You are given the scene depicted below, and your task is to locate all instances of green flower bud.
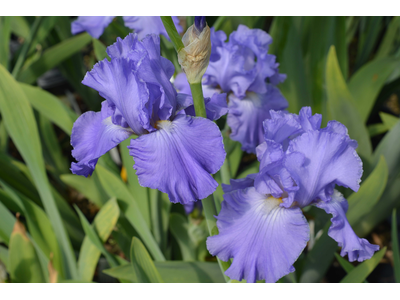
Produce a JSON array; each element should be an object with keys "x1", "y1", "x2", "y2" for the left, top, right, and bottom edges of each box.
[{"x1": 178, "y1": 22, "x2": 211, "y2": 84}]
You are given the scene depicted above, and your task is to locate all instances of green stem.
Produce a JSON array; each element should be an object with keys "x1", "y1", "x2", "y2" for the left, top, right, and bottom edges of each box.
[
  {"x1": 161, "y1": 16, "x2": 229, "y2": 282},
  {"x1": 12, "y1": 16, "x2": 44, "y2": 78},
  {"x1": 160, "y1": 16, "x2": 184, "y2": 53},
  {"x1": 189, "y1": 82, "x2": 207, "y2": 117}
]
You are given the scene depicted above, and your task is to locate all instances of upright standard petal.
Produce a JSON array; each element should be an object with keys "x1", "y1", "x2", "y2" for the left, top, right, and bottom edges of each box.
[
  {"x1": 71, "y1": 16, "x2": 114, "y2": 39},
  {"x1": 123, "y1": 16, "x2": 183, "y2": 41},
  {"x1": 207, "y1": 187, "x2": 309, "y2": 283},
  {"x1": 227, "y1": 86, "x2": 288, "y2": 153},
  {"x1": 285, "y1": 129, "x2": 363, "y2": 207},
  {"x1": 316, "y1": 190, "x2": 379, "y2": 261},
  {"x1": 128, "y1": 115, "x2": 226, "y2": 204},
  {"x1": 263, "y1": 107, "x2": 321, "y2": 151},
  {"x1": 71, "y1": 101, "x2": 133, "y2": 177},
  {"x1": 82, "y1": 57, "x2": 150, "y2": 135},
  {"x1": 105, "y1": 33, "x2": 178, "y2": 125}
]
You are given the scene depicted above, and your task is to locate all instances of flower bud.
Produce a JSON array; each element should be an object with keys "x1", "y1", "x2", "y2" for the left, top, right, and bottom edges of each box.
[{"x1": 178, "y1": 18, "x2": 211, "y2": 84}]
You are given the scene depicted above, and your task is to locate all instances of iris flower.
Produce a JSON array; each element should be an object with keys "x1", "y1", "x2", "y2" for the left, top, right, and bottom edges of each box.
[
  {"x1": 71, "y1": 16, "x2": 182, "y2": 40},
  {"x1": 175, "y1": 25, "x2": 288, "y2": 153},
  {"x1": 70, "y1": 33, "x2": 226, "y2": 205},
  {"x1": 207, "y1": 107, "x2": 379, "y2": 283}
]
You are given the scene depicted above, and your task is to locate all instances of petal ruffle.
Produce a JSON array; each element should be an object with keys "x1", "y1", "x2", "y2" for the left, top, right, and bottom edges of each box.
[
  {"x1": 71, "y1": 101, "x2": 133, "y2": 177},
  {"x1": 128, "y1": 115, "x2": 226, "y2": 204},
  {"x1": 123, "y1": 16, "x2": 183, "y2": 41},
  {"x1": 285, "y1": 129, "x2": 363, "y2": 207},
  {"x1": 71, "y1": 16, "x2": 114, "y2": 39},
  {"x1": 316, "y1": 190, "x2": 379, "y2": 261},
  {"x1": 207, "y1": 187, "x2": 309, "y2": 283},
  {"x1": 227, "y1": 86, "x2": 288, "y2": 153},
  {"x1": 263, "y1": 107, "x2": 321, "y2": 151}
]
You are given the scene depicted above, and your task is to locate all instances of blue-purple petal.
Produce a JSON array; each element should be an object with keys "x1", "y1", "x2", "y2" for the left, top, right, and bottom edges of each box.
[
  {"x1": 207, "y1": 187, "x2": 309, "y2": 283},
  {"x1": 316, "y1": 190, "x2": 379, "y2": 261},
  {"x1": 285, "y1": 129, "x2": 363, "y2": 207},
  {"x1": 70, "y1": 101, "x2": 133, "y2": 177},
  {"x1": 128, "y1": 114, "x2": 226, "y2": 204},
  {"x1": 227, "y1": 86, "x2": 288, "y2": 153},
  {"x1": 123, "y1": 16, "x2": 182, "y2": 41},
  {"x1": 71, "y1": 16, "x2": 114, "y2": 39}
]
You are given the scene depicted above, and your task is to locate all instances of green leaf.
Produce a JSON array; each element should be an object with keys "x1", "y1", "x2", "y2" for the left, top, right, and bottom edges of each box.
[
  {"x1": 375, "y1": 17, "x2": 400, "y2": 59},
  {"x1": 0, "y1": 17, "x2": 11, "y2": 69},
  {"x1": 272, "y1": 18, "x2": 312, "y2": 113},
  {"x1": 368, "y1": 123, "x2": 388, "y2": 137},
  {"x1": 0, "y1": 200, "x2": 15, "y2": 245},
  {"x1": 120, "y1": 138, "x2": 150, "y2": 227},
  {"x1": 149, "y1": 189, "x2": 170, "y2": 254},
  {"x1": 348, "y1": 57, "x2": 400, "y2": 123},
  {"x1": 60, "y1": 174, "x2": 107, "y2": 208},
  {"x1": 9, "y1": 16, "x2": 30, "y2": 39},
  {"x1": 27, "y1": 16, "x2": 59, "y2": 55},
  {"x1": 237, "y1": 160, "x2": 260, "y2": 179},
  {"x1": 0, "y1": 245, "x2": 8, "y2": 270},
  {"x1": 380, "y1": 112, "x2": 399, "y2": 130},
  {"x1": 104, "y1": 261, "x2": 225, "y2": 283},
  {"x1": 0, "y1": 64, "x2": 77, "y2": 279},
  {"x1": 347, "y1": 156, "x2": 388, "y2": 224},
  {"x1": 130, "y1": 237, "x2": 163, "y2": 283},
  {"x1": 19, "y1": 83, "x2": 77, "y2": 135},
  {"x1": 96, "y1": 164, "x2": 165, "y2": 261},
  {"x1": 299, "y1": 223, "x2": 337, "y2": 283},
  {"x1": 325, "y1": 46, "x2": 372, "y2": 159},
  {"x1": 0, "y1": 120, "x2": 8, "y2": 151},
  {"x1": 334, "y1": 253, "x2": 355, "y2": 273},
  {"x1": 17, "y1": 33, "x2": 92, "y2": 84},
  {"x1": 74, "y1": 204, "x2": 119, "y2": 268},
  {"x1": 78, "y1": 198, "x2": 120, "y2": 281},
  {"x1": 92, "y1": 38, "x2": 108, "y2": 61},
  {"x1": 355, "y1": 17, "x2": 383, "y2": 69},
  {"x1": 9, "y1": 218, "x2": 46, "y2": 283},
  {"x1": 340, "y1": 247, "x2": 386, "y2": 283},
  {"x1": 305, "y1": 16, "x2": 347, "y2": 115},
  {"x1": 392, "y1": 209, "x2": 400, "y2": 282},
  {"x1": 169, "y1": 213, "x2": 197, "y2": 261},
  {"x1": 228, "y1": 142, "x2": 242, "y2": 178},
  {"x1": 38, "y1": 114, "x2": 69, "y2": 175}
]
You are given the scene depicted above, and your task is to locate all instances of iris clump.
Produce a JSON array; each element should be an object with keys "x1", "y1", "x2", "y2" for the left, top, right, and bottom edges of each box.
[
  {"x1": 207, "y1": 107, "x2": 379, "y2": 283},
  {"x1": 175, "y1": 25, "x2": 288, "y2": 153},
  {"x1": 70, "y1": 33, "x2": 226, "y2": 205}
]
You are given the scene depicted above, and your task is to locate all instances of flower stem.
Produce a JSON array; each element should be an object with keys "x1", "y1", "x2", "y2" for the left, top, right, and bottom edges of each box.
[{"x1": 161, "y1": 16, "x2": 229, "y2": 282}]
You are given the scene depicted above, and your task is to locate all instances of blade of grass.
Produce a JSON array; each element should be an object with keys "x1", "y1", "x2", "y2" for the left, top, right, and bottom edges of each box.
[{"x1": 392, "y1": 209, "x2": 400, "y2": 282}]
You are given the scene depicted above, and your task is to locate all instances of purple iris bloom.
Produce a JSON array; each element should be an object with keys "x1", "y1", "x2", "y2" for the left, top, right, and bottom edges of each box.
[
  {"x1": 203, "y1": 25, "x2": 288, "y2": 153},
  {"x1": 207, "y1": 107, "x2": 379, "y2": 283},
  {"x1": 70, "y1": 33, "x2": 226, "y2": 205},
  {"x1": 71, "y1": 16, "x2": 115, "y2": 39},
  {"x1": 71, "y1": 16, "x2": 182, "y2": 41},
  {"x1": 123, "y1": 16, "x2": 183, "y2": 41}
]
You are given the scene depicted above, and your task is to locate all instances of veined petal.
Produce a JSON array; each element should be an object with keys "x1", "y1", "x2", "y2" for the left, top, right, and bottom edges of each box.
[
  {"x1": 316, "y1": 190, "x2": 379, "y2": 261},
  {"x1": 71, "y1": 16, "x2": 114, "y2": 39},
  {"x1": 286, "y1": 129, "x2": 363, "y2": 207},
  {"x1": 207, "y1": 187, "x2": 309, "y2": 283},
  {"x1": 71, "y1": 101, "x2": 133, "y2": 177},
  {"x1": 227, "y1": 86, "x2": 288, "y2": 153},
  {"x1": 128, "y1": 115, "x2": 226, "y2": 204},
  {"x1": 82, "y1": 57, "x2": 150, "y2": 135},
  {"x1": 123, "y1": 16, "x2": 183, "y2": 41}
]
